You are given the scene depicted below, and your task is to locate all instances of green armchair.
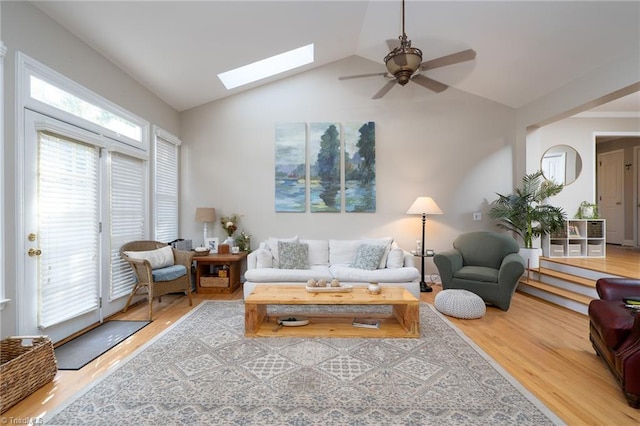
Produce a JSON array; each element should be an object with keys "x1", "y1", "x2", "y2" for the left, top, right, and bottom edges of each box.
[{"x1": 433, "y1": 231, "x2": 525, "y2": 311}]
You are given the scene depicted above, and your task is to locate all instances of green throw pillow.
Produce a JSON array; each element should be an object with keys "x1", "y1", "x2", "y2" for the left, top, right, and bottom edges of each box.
[
  {"x1": 351, "y1": 244, "x2": 386, "y2": 270},
  {"x1": 278, "y1": 241, "x2": 309, "y2": 269}
]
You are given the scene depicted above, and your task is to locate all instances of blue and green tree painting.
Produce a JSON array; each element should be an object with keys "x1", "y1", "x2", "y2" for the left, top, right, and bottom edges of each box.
[
  {"x1": 345, "y1": 122, "x2": 376, "y2": 212},
  {"x1": 310, "y1": 122, "x2": 341, "y2": 212},
  {"x1": 275, "y1": 122, "x2": 306, "y2": 212}
]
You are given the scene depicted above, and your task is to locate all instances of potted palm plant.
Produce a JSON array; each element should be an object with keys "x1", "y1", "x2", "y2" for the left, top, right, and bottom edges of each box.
[{"x1": 489, "y1": 171, "x2": 566, "y2": 268}]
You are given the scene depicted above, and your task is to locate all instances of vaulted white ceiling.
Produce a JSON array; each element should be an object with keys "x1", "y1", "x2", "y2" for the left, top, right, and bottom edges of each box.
[{"x1": 31, "y1": 1, "x2": 640, "y2": 112}]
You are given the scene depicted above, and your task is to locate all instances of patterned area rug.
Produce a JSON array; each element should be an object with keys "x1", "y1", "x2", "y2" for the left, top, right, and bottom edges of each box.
[{"x1": 45, "y1": 301, "x2": 564, "y2": 425}]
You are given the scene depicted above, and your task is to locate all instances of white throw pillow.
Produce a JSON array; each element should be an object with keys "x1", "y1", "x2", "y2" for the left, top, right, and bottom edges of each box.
[
  {"x1": 362, "y1": 237, "x2": 394, "y2": 268},
  {"x1": 386, "y1": 248, "x2": 405, "y2": 269},
  {"x1": 329, "y1": 240, "x2": 363, "y2": 265},
  {"x1": 300, "y1": 239, "x2": 329, "y2": 265},
  {"x1": 256, "y1": 249, "x2": 273, "y2": 269},
  {"x1": 124, "y1": 245, "x2": 174, "y2": 269},
  {"x1": 266, "y1": 236, "x2": 298, "y2": 268}
]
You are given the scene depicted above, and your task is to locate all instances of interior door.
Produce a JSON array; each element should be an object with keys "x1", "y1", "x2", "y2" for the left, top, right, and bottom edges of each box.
[
  {"x1": 637, "y1": 147, "x2": 640, "y2": 246},
  {"x1": 598, "y1": 150, "x2": 625, "y2": 244},
  {"x1": 22, "y1": 110, "x2": 103, "y2": 343}
]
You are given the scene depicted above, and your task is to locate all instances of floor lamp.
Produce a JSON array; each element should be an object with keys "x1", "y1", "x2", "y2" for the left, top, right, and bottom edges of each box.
[
  {"x1": 195, "y1": 207, "x2": 216, "y2": 248},
  {"x1": 407, "y1": 197, "x2": 443, "y2": 292}
]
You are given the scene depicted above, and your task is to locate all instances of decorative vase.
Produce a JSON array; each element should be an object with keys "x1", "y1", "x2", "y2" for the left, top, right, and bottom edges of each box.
[{"x1": 223, "y1": 236, "x2": 235, "y2": 247}]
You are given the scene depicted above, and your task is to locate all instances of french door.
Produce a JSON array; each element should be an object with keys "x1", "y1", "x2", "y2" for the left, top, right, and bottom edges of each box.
[{"x1": 20, "y1": 110, "x2": 140, "y2": 342}]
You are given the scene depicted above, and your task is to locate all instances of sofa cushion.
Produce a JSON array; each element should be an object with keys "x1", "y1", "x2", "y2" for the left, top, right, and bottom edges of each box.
[
  {"x1": 330, "y1": 264, "x2": 419, "y2": 283},
  {"x1": 386, "y1": 249, "x2": 405, "y2": 268},
  {"x1": 329, "y1": 240, "x2": 362, "y2": 265},
  {"x1": 279, "y1": 241, "x2": 309, "y2": 269},
  {"x1": 255, "y1": 249, "x2": 273, "y2": 269},
  {"x1": 152, "y1": 264, "x2": 187, "y2": 282},
  {"x1": 454, "y1": 266, "x2": 499, "y2": 283},
  {"x1": 245, "y1": 265, "x2": 333, "y2": 283},
  {"x1": 266, "y1": 236, "x2": 298, "y2": 268},
  {"x1": 351, "y1": 244, "x2": 387, "y2": 270},
  {"x1": 300, "y1": 239, "x2": 329, "y2": 265},
  {"x1": 124, "y1": 245, "x2": 174, "y2": 269}
]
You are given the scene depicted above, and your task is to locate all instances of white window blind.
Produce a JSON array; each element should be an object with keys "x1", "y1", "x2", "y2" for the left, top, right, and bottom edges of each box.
[
  {"x1": 154, "y1": 133, "x2": 179, "y2": 243},
  {"x1": 110, "y1": 152, "x2": 146, "y2": 300},
  {"x1": 38, "y1": 132, "x2": 99, "y2": 328}
]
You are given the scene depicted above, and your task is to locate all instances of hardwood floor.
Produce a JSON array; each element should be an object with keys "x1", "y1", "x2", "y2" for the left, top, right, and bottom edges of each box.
[
  {"x1": 545, "y1": 244, "x2": 640, "y2": 279},
  {"x1": 3, "y1": 287, "x2": 640, "y2": 425}
]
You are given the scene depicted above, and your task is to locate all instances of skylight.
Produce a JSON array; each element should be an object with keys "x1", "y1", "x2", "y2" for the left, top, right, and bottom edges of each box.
[{"x1": 218, "y1": 44, "x2": 314, "y2": 90}]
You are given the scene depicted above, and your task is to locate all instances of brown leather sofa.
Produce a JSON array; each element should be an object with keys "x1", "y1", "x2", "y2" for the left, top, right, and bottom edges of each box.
[{"x1": 589, "y1": 277, "x2": 640, "y2": 408}]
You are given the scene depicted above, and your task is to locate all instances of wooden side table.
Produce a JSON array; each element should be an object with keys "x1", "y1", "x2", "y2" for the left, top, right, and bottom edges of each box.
[{"x1": 193, "y1": 252, "x2": 247, "y2": 294}]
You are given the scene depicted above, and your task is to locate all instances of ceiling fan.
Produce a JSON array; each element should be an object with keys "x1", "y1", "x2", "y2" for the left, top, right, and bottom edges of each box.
[{"x1": 340, "y1": 0, "x2": 476, "y2": 99}]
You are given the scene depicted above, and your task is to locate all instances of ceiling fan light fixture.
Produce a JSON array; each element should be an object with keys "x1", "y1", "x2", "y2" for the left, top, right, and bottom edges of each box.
[{"x1": 384, "y1": 46, "x2": 422, "y2": 86}]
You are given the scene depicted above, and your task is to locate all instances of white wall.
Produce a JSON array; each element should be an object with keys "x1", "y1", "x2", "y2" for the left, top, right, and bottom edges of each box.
[
  {"x1": 535, "y1": 117, "x2": 640, "y2": 217},
  {"x1": 516, "y1": 54, "x2": 640, "y2": 184},
  {"x1": 180, "y1": 56, "x2": 517, "y2": 269},
  {"x1": 1, "y1": 2, "x2": 180, "y2": 338}
]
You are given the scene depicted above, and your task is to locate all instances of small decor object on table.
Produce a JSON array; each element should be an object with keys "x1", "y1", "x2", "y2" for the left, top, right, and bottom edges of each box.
[
  {"x1": 352, "y1": 318, "x2": 380, "y2": 329},
  {"x1": 236, "y1": 231, "x2": 251, "y2": 252},
  {"x1": 193, "y1": 247, "x2": 210, "y2": 257},
  {"x1": 204, "y1": 237, "x2": 219, "y2": 254},
  {"x1": 367, "y1": 282, "x2": 381, "y2": 295},
  {"x1": 306, "y1": 282, "x2": 353, "y2": 293},
  {"x1": 221, "y1": 213, "x2": 241, "y2": 236}
]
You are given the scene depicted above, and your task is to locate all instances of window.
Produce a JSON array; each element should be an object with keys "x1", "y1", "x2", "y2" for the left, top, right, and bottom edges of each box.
[
  {"x1": 30, "y1": 76, "x2": 142, "y2": 142},
  {"x1": 218, "y1": 43, "x2": 314, "y2": 89},
  {"x1": 21, "y1": 53, "x2": 148, "y2": 151},
  {"x1": 153, "y1": 128, "x2": 180, "y2": 243}
]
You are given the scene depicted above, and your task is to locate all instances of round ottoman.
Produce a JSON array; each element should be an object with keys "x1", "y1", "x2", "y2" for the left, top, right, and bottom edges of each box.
[{"x1": 434, "y1": 289, "x2": 486, "y2": 319}]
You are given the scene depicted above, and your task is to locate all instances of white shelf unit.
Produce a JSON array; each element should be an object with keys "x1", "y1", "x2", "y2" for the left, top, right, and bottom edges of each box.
[{"x1": 542, "y1": 219, "x2": 606, "y2": 258}]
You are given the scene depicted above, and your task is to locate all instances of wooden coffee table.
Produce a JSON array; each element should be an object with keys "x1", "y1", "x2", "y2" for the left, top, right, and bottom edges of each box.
[{"x1": 244, "y1": 285, "x2": 420, "y2": 338}]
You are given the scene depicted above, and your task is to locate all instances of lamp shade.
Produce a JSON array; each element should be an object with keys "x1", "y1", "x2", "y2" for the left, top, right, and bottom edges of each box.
[
  {"x1": 195, "y1": 207, "x2": 216, "y2": 223},
  {"x1": 406, "y1": 197, "x2": 443, "y2": 215}
]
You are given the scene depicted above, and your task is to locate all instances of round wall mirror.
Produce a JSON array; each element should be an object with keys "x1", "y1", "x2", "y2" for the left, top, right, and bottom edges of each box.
[{"x1": 540, "y1": 145, "x2": 582, "y2": 185}]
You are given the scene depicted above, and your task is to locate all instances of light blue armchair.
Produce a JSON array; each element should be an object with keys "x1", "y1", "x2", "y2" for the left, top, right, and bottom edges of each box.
[{"x1": 433, "y1": 231, "x2": 525, "y2": 311}]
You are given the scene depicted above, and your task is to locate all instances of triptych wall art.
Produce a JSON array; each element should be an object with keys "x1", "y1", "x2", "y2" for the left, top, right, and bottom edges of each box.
[{"x1": 275, "y1": 122, "x2": 376, "y2": 213}]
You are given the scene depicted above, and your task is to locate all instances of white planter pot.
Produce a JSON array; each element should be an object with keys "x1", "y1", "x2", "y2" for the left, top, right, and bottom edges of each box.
[{"x1": 519, "y1": 247, "x2": 542, "y2": 269}]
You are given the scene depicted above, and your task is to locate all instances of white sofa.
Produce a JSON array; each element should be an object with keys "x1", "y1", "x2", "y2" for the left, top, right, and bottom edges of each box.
[{"x1": 243, "y1": 237, "x2": 421, "y2": 299}]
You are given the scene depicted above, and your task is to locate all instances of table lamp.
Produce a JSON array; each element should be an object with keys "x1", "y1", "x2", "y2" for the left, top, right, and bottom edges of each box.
[
  {"x1": 195, "y1": 207, "x2": 216, "y2": 247},
  {"x1": 406, "y1": 197, "x2": 443, "y2": 292}
]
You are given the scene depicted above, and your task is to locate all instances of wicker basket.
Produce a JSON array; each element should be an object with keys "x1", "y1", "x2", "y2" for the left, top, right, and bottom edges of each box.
[
  {"x1": 193, "y1": 249, "x2": 210, "y2": 257},
  {"x1": 201, "y1": 276, "x2": 230, "y2": 288},
  {"x1": 1, "y1": 336, "x2": 57, "y2": 413}
]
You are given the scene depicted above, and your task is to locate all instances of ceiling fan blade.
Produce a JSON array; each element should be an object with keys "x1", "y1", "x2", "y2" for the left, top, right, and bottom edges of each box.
[
  {"x1": 386, "y1": 39, "x2": 400, "y2": 51},
  {"x1": 372, "y1": 80, "x2": 397, "y2": 99},
  {"x1": 339, "y1": 72, "x2": 388, "y2": 80},
  {"x1": 411, "y1": 74, "x2": 448, "y2": 93},
  {"x1": 419, "y1": 49, "x2": 476, "y2": 72}
]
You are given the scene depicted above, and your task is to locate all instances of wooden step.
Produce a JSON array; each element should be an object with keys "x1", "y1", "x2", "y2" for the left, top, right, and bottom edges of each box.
[
  {"x1": 519, "y1": 277, "x2": 594, "y2": 306},
  {"x1": 533, "y1": 267, "x2": 597, "y2": 288}
]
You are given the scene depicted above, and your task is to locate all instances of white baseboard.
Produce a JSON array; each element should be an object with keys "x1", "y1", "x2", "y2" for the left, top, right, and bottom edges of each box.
[{"x1": 622, "y1": 239, "x2": 636, "y2": 247}]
